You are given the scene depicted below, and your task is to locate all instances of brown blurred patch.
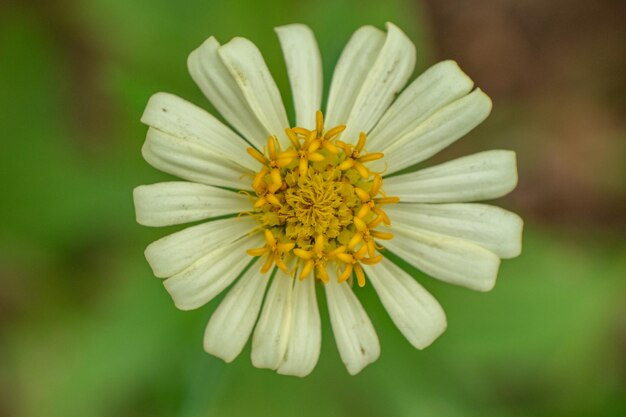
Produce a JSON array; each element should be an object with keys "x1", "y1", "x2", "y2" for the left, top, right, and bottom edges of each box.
[
  {"x1": 6, "y1": 0, "x2": 115, "y2": 152},
  {"x1": 422, "y1": 0, "x2": 626, "y2": 229},
  {"x1": 422, "y1": 0, "x2": 626, "y2": 99}
]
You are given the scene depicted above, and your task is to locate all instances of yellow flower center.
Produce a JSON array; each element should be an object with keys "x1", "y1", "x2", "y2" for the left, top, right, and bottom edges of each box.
[
  {"x1": 246, "y1": 111, "x2": 398, "y2": 287},
  {"x1": 280, "y1": 170, "x2": 358, "y2": 246}
]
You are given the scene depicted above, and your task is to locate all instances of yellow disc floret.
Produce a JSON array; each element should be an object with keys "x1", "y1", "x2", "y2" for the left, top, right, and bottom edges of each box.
[{"x1": 246, "y1": 111, "x2": 398, "y2": 287}]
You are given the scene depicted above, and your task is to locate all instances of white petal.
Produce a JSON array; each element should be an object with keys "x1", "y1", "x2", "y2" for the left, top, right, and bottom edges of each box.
[
  {"x1": 325, "y1": 271, "x2": 380, "y2": 375},
  {"x1": 383, "y1": 150, "x2": 518, "y2": 203},
  {"x1": 324, "y1": 25, "x2": 386, "y2": 128},
  {"x1": 367, "y1": 60, "x2": 473, "y2": 151},
  {"x1": 133, "y1": 182, "x2": 250, "y2": 227},
  {"x1": 251, "y1": 269, "x2": 293, "y2": 370},
  {"x1": 203, "y1": 261, "x2": 270, "y2": 363},
  {"x1": 277, "y1": 275, "x2": 321, "y2": 377},
  {"x1": 141, "y1": 92, "x2": 257, "y2": 171},
  {"x1": 383, "y1": 89, "x2": 493, "y2": 174},
  {"x1": 144, "y1": 215, "x2": 258, "y2": 278},
  {"x1": 385, "y1": 203, "x2": 523, "y2": 258},
  {"x1": 218, "y1": 37, "x2": 290, "y2": 147},
  {"x1": 188, "y1": 37, "x2": 268, "y2": 150},
  {"x1": 142, "y1": 127, "x2": 252, "y2": 190},
  {"x1": 341, "y1": 23, "x2": 416, "y2": 142},
  {"x1": 367, "y1": 258, "x2": 447, "y2": 349},
  {"x1": 382, "y1": 228, "x2": 500, "y2": 291},
  {"x1": 163, "y1": 233, "x2": 263, "y2": 310},
  {"x1": 275, "y1": 24, "x2": 323, "y2": 130}
]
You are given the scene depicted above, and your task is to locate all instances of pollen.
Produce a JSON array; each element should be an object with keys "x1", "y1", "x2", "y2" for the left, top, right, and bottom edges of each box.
[
  {"x1": 247, "y1": 111, "x2": 398, "y2": 286},
  {"x1": 279, "y1": 170, "x2": 358, "y2": 246}
]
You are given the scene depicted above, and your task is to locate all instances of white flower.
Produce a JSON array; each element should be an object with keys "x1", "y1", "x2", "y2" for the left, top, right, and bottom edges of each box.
[{"x1": 134, "y1": 22, "x2": 522, "y2": 377}]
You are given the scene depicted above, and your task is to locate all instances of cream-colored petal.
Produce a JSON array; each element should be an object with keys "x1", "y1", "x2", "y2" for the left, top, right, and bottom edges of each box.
[
  {"x1": 383, "y1": 89, "x2": 493, "y2": 174},
  {"x1": 142, "y1": 127, "x2": 252, "y2": 190},
  {"x1": 277, "y1": 275, "x2": 321, "y2": 377},
  {"x1": 341, "y1": 23, "x2": 416, "y2": 142},
  {"x1": 144, "y1": 215, "x2": 258, "y2": 278},
  {"x1": 133, "y1": 182, "x2": 249, "y2": 227},
  {"x1": 367, "y1": 258, "x2": 447, "y2": 349},
  {"x1": 218, "y1": 37, "x2": 290, "y2": 147},
  {"x1": 251, "y1": 269, "x2": 293, "y2": 370},
  {"x1": 324, "y1": 25, "x2": 386, "y2": 128},
  {"x1": 383, "y1": 150, "x2": 518, "y2": 203},
  {"x1": 367, "y1": 60, "x2": 474, "y2": 151},
  {"x1": 188, "y1": 37, "x2": 268, "y2": 149},
  {"x1": 385, "y1": 203, "x2": 523, "y2": 259},
  {"x1": 275, "y1": 24, "x2": 323, "y2": 130},
  {"x1": 325, "y1": 271, "x2": 380, "y2": 375},
  {"x1": 382, "y1": 228, "x2": 500, "y2": 292},
  {"x1": 163, "y1": 233, "x2": 263, "y2": 310},
  {"x1": 141, "y1": 92, "x2": 257, "y2": 171},
  {"x1": 203, "y1": 260, "x2": 270, "y2": 363}
]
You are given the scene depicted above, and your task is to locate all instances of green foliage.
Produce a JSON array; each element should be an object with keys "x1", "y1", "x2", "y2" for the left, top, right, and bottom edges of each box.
[{"x1": 1, "y1": 1, "x2": 624, "y2": 417}]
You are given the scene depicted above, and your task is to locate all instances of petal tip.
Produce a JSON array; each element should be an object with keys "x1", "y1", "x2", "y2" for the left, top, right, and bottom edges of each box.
[
  {"x1": 414, "y1": 313, "x2": 448, "y2": 350},
  {"x1": 276, "y1": 365, "x2": 313, "y2": 378},
  {"x1": 384, "y1": 21, "x2": 400, "y2": 32},
  {"x1": 274, "y1": 23, "x2": 312, "y2": 34},
  {"x1": 203, "y1": 341, "x2": 237, "y2": 364},
  {"x1": 474, "y1": 88, "x2": 494, "y2": 112},
  {"x1": 141, "y1": 92, "x2": 170, "y2": 125},
  {"x1": 345, "y1": 349, "x2": 380, "y2": 376},
  {"x1": 506, "y1": 214, "x2": 524, "y2": 258}
]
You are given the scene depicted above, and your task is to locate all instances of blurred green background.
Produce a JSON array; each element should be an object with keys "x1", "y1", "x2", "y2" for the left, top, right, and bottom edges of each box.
[{"x1": 1, "y1": 0, "x2": 625, "y2": 416}]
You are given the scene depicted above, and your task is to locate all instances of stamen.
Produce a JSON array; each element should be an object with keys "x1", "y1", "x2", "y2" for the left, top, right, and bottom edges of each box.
[
  {"x1": 261, "y1": 254, "x2": 275, "y2": 273},
  {"x1": 267, "y1": 136, "x2": 278, "y2": 160},
  {"x1": 365, "y1": 239, "x2": 376, "y2": 258},
  {"x1": 370, "y1": 230, "x2": 394, "y2": 240},
  {"x1": 298, "y1": 158, "x2": 308, "y2": 177},
  {"x1": 353, "y1": 217, "x2": 367, "y2": 232},
  {"x1": 374, "y1": 197, "x2": 400, "y2": 204},
  {"x1": 335, "y1": 252, "x2": 353, "y2": 264},
  {"x1": 359, "y1": 152, "x2": 384, "y2": 162},
  {"x1": 316, "y1": 264, "x2": 330, "y2": 283},
  {"x1": 251, "y1": 167, "x2": 268, "y2": 193},
  {"x1": 293, "y1": 248, "x2": 313, "y2": 260},
  {"x1": 323, "y1": 125, "x2": 345, "y2": 140},
  {"x1": 285, "y1": 128, "x2": 300, "y2": 148},
  {"x1": 308, "y1": 152, "x2": 325, "y2": 162},
  {"x1": 338, "y1": 159, "x2": 355, "y2": 170},
  {"x1": 264, "y1": 229, "x2": 276, "y2": 248},
  {"x1": 354, "y1": 161, "x2": 369, "y2": 178},
  {"x1": 348, "y1": 233, "x2": 363, "y2": 250},
  {"x1": 338, "y1": 263, "x2": 353, "y2": 282},
  {"x1": 355, "y1": 132, "x2": 367, "y2": 153},
  {"x1": 253, "y1": 197, "x2": 267, "y2": 209},
  {"x1": 356, "y1": 205, "x2": 371, "y2": 219},
  {"x1": 292, "y1": 127, "x2": 310, "y2": 137},
  {"x1": 370, "y1": 174, "x2": 383, "y2": 196},
  {"x1": 322, "y1": 141, "x2": 340, "y2": 154},
  {"x1": 360, "y1": 255, "x2": 383, "y2": 265},
  {"x1": 247, "y1": 247, "x2": 269, "y2": 256},
  {"x1": 270, "y1": 168, "x2": 282, "y2": 187},
  {"x1": 315, "y1": 110, "x2": 324, "y2": 136},
  {"x1": 367, "y1": 214, "x2": 385, "y2": 229},
  {"x1": 245, "y1": 111, "x2": 398, "y2": 286},
  {"x1": 354, "y1": 187, "x2": 370, "y2": 202},
  {"x1": 247, "y1": 148, "x2": 267, "y2": 165},
  {"x1": 354, "y1": 264, "x2": 366, "y2": 287},
  {"x1": 300, "y1": 259, "x2": 314, "y2": 280}
]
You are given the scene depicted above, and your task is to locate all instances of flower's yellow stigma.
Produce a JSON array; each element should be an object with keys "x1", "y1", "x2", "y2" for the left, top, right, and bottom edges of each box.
[{"x1": 246, "y1": 111, "x2": 398, "y2": 286}]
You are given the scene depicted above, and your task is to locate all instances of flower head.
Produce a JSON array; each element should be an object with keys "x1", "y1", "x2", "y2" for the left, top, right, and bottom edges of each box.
[{"x1": 134, "y1": 23, "x2": 522, "y2": 376}]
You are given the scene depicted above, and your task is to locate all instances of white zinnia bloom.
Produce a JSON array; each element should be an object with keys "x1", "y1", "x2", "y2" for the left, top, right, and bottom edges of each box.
[{"x1": 134, "y1": 22, "x2": 522, "y2": 377}]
